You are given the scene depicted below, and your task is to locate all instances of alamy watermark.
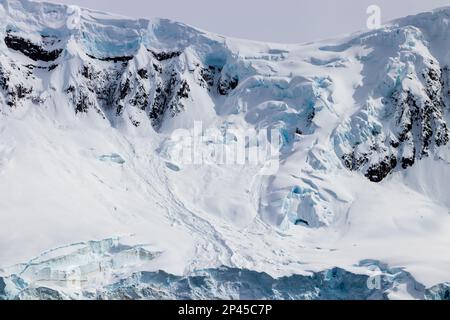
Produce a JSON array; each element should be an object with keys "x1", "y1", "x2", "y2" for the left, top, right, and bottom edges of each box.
[
  {"x1": 163, "y1": 121, "x2": 282, "y2": 176},
  {"x1": 367, "y1": 4, "x2": 382, "y2": 30},
  {"x1": 366, "y1": 265, "x2": 383, "y2": 290},
  {"x1": 66, "y1": 5, "x2": 81, "y2": 30}
]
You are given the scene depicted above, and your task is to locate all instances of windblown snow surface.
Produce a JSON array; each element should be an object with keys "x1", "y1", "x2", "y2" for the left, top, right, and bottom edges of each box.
[{"x1": 0, "y1": 0, "x2": 450, "y2": 300}]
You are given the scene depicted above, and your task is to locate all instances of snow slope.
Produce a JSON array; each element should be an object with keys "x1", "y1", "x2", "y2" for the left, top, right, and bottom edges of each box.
[{"x1": 1, "y1": 0, "x2": 450, "y2": 299}]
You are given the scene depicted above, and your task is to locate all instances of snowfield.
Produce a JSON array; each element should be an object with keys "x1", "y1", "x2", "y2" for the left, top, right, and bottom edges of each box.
[{"x1": 0, "y1": 0, "x2": 450, "y2": 299}]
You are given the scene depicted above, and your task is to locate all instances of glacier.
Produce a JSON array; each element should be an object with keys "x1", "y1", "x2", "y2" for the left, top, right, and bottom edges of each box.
[
  {"x1": 1, "y1": 0, "x2": 450, "y2": 300},
  {"x1": 0, "y1": 237, "x2": 448, "y2": 300}
]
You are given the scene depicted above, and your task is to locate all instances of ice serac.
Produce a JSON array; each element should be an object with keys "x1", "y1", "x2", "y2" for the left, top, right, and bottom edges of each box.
[
  {"x1": 1, "y1": 0, "x2": 450, "y2": 300},
  {"x1": 1, "y1": 248, "x2": 449, "y2": 300}
]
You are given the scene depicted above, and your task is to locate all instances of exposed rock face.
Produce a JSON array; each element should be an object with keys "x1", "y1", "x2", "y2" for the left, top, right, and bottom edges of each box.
[
  {"x1": 86, "y1": 54, "x2": 133, "y2": 63},
  {"x1": 1, "y1": 40, "x2": 238, "y2": 129},
  {"x1": 365, "y1": 155, "x2": 398, "y2": 183},
  {"x1": 149, "y1": 68, "x2": 190, "y2": 130},
  {"x1": 66, "y1": 62, "x2": 121, "y2": 118},
  {"x1": 4, "y1": 32, "x2": 63, "y2": 62},
  {"x1": 0, "y1": 63, "x2": 33, "y2": 108},
  {"x1": 218, "y1": 74, "x2": 239, "y2": 95},
  {"x1": 148, "y1": 49, "x2": 182, "y2": 62},
  {"x1": 199, "y1": 65, "x2": 217, "y2": 88},
  {"x1": 198, "y1": 65, "x2": 239, "y2": 95},
  {"x1": 340, "y1": 52, "x2": 450, "y2": 182},
  {"x1": 1, "y1": 12, "x2": 242, "y2": 129},
  {"x1": 65, "y1": 50, "x2": 237, "y2": 131}
]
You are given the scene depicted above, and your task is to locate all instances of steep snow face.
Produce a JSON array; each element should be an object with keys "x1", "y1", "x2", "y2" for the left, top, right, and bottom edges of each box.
[
  {"x1": 1, "y1": 0, "x2": 450, "y2": 299},
  {"x1": 334, "y1": 26, "x2": 449, "y2": 183}
]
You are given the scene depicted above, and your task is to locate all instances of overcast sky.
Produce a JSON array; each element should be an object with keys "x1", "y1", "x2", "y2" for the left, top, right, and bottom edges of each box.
[{"x1": 34, "y1": 0, "x2": 450, "y2": 43}]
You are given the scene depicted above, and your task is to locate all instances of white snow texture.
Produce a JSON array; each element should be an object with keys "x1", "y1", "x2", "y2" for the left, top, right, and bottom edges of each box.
[{"x1": 1, "y1": 0, "x2": 450, "y2": 300}]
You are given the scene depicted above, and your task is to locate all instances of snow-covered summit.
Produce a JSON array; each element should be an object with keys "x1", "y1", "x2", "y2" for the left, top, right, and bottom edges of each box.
[{"x1": 1, "y1": 0, "x2": 450, "y2": 300}]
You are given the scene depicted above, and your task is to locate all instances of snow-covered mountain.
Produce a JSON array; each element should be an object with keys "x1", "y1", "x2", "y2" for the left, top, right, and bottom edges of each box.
[{"x1": 1, "y1": 0, "x2": 450, "y2": 300}]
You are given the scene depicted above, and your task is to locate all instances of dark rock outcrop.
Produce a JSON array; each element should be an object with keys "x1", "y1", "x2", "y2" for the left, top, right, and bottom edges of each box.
[
  {"x1": 4, "y1": 33, "x2": 63, "y2": 62},
  {"x1": 148, "y1": 50, "x2": 182, "y2": 62},
  {"x1": 149, "y1": 70, "x2": 190, "y2": 130},
  {"x1": 342, "y1": 62, "x2": 450, "y2": 183},
  {"x1": 86, "y1": 54, "x2": 133, "y2": 63},
  {"x1": 218, "y1": 75, "x2": 239, "y2": 95},
  {"x1": 365, "y1": 155, "x2": 398, "y2": 183},
  {"x1": 0, "y1": 64, "x2": 33, "y2": 107}
]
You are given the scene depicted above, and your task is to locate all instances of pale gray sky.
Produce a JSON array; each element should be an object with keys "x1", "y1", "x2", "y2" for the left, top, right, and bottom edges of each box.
[{"x1": 35, "y1": 0, "x2": 450, "y2": 43}]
